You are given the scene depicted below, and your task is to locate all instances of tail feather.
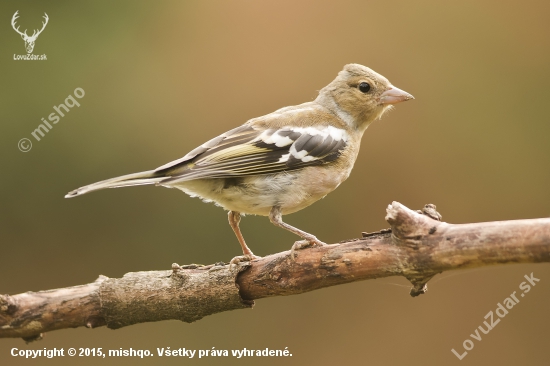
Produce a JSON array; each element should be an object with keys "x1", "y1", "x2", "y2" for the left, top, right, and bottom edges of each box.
[{"x1": 65, "y1": 170, "x2": 165, "y2": 198}]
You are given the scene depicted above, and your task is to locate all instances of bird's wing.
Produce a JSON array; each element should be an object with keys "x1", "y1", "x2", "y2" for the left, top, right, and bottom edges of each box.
[{"x1": 155, "y1": 123, "x2": 348, "y2": 182}]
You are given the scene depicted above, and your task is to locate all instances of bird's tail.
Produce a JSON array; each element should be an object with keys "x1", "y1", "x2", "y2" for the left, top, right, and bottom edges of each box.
[{"x1": 65, "y1": 170, "x2": 166, "y2": 198}]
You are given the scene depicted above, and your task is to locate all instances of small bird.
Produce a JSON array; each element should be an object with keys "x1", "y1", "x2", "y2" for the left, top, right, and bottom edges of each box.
[{"x1": 66, "y1": 64, "x2": 413, "y2": 262}]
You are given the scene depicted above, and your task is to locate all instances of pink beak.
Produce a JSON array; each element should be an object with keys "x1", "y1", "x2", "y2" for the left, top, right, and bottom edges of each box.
[{"x1": 380, "y1": 86, "x2": 414, "y2": 105}]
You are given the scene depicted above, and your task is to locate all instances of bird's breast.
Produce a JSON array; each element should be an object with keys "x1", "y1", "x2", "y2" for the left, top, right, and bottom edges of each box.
[{"x1": 170, "y1": 161, "x2": 355, "y2": 216}]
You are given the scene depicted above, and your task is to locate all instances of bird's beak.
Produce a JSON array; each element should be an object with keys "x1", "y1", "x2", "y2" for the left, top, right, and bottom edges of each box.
[{"x1": 380, "y1": 86, "x2": 414, "y2": 105}]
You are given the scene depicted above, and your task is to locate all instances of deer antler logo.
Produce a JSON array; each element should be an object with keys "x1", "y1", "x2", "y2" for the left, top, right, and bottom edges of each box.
[{"x1": 11, "y1": 11, "x2": 49, "y2": 54}]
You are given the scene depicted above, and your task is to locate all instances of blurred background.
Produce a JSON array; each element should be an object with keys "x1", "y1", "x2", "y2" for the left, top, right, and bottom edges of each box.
[{"x1": 1, "y1": 0, "x2": 549, "y2": 365}]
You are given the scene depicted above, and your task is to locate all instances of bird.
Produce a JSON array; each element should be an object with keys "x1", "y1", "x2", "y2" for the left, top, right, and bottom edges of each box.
[{"x1": 65, "y1": 64, "x2": 413, "y2": 263}]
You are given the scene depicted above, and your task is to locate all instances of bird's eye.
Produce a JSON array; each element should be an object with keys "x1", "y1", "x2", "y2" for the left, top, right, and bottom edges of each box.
[{"x1": 358, "y1": 82, "x2": 371, "y2": 93}]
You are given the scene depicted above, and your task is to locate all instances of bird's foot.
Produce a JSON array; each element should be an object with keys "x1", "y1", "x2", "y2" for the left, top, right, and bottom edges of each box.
[
  {"x1": 290, "y1": 237, "x2": 327, "y2": 260},
  {"x1": 229, "y1": 253, "x2": 261, "y2": 270}
]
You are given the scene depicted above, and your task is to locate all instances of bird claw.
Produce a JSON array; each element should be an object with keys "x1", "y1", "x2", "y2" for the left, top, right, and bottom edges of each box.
[
  {"x1": 290, "y1": 238, "x2": 327, "y2": 260},
  {"x1": 229, "y1": 254, "x2": 261, "y2": 270}
]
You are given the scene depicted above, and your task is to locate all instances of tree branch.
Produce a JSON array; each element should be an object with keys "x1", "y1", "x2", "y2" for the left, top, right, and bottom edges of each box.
[{"x1": 2, "y1": 202, "x2": 549, "y2": 341}]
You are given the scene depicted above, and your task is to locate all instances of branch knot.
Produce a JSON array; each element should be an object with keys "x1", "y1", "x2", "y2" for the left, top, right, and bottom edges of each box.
[{"x1": 386, "y1": 202, "x2": 444, "y2": 244}]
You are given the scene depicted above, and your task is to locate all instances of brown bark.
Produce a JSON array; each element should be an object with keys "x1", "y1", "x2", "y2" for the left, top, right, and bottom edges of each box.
[{"x1": 1, "y1": 202, "x2": 549, "y2": 341}]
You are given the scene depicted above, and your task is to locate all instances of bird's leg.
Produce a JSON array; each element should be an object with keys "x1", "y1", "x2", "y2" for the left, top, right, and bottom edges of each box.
[
  {"x1": 268, "y1": 206, "x2": 327, "y2": 258},
  {"x1": 228, "y1": 211, "x2": 260, "y2": 266},
  {"x1": 228, "y1": 211, "x2": 255, "y2": 256}
]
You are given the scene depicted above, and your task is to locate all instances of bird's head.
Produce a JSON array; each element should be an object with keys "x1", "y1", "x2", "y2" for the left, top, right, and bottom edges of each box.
[{"x1": 316, "y1": 64, "x2": 414, "y2": 131}]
